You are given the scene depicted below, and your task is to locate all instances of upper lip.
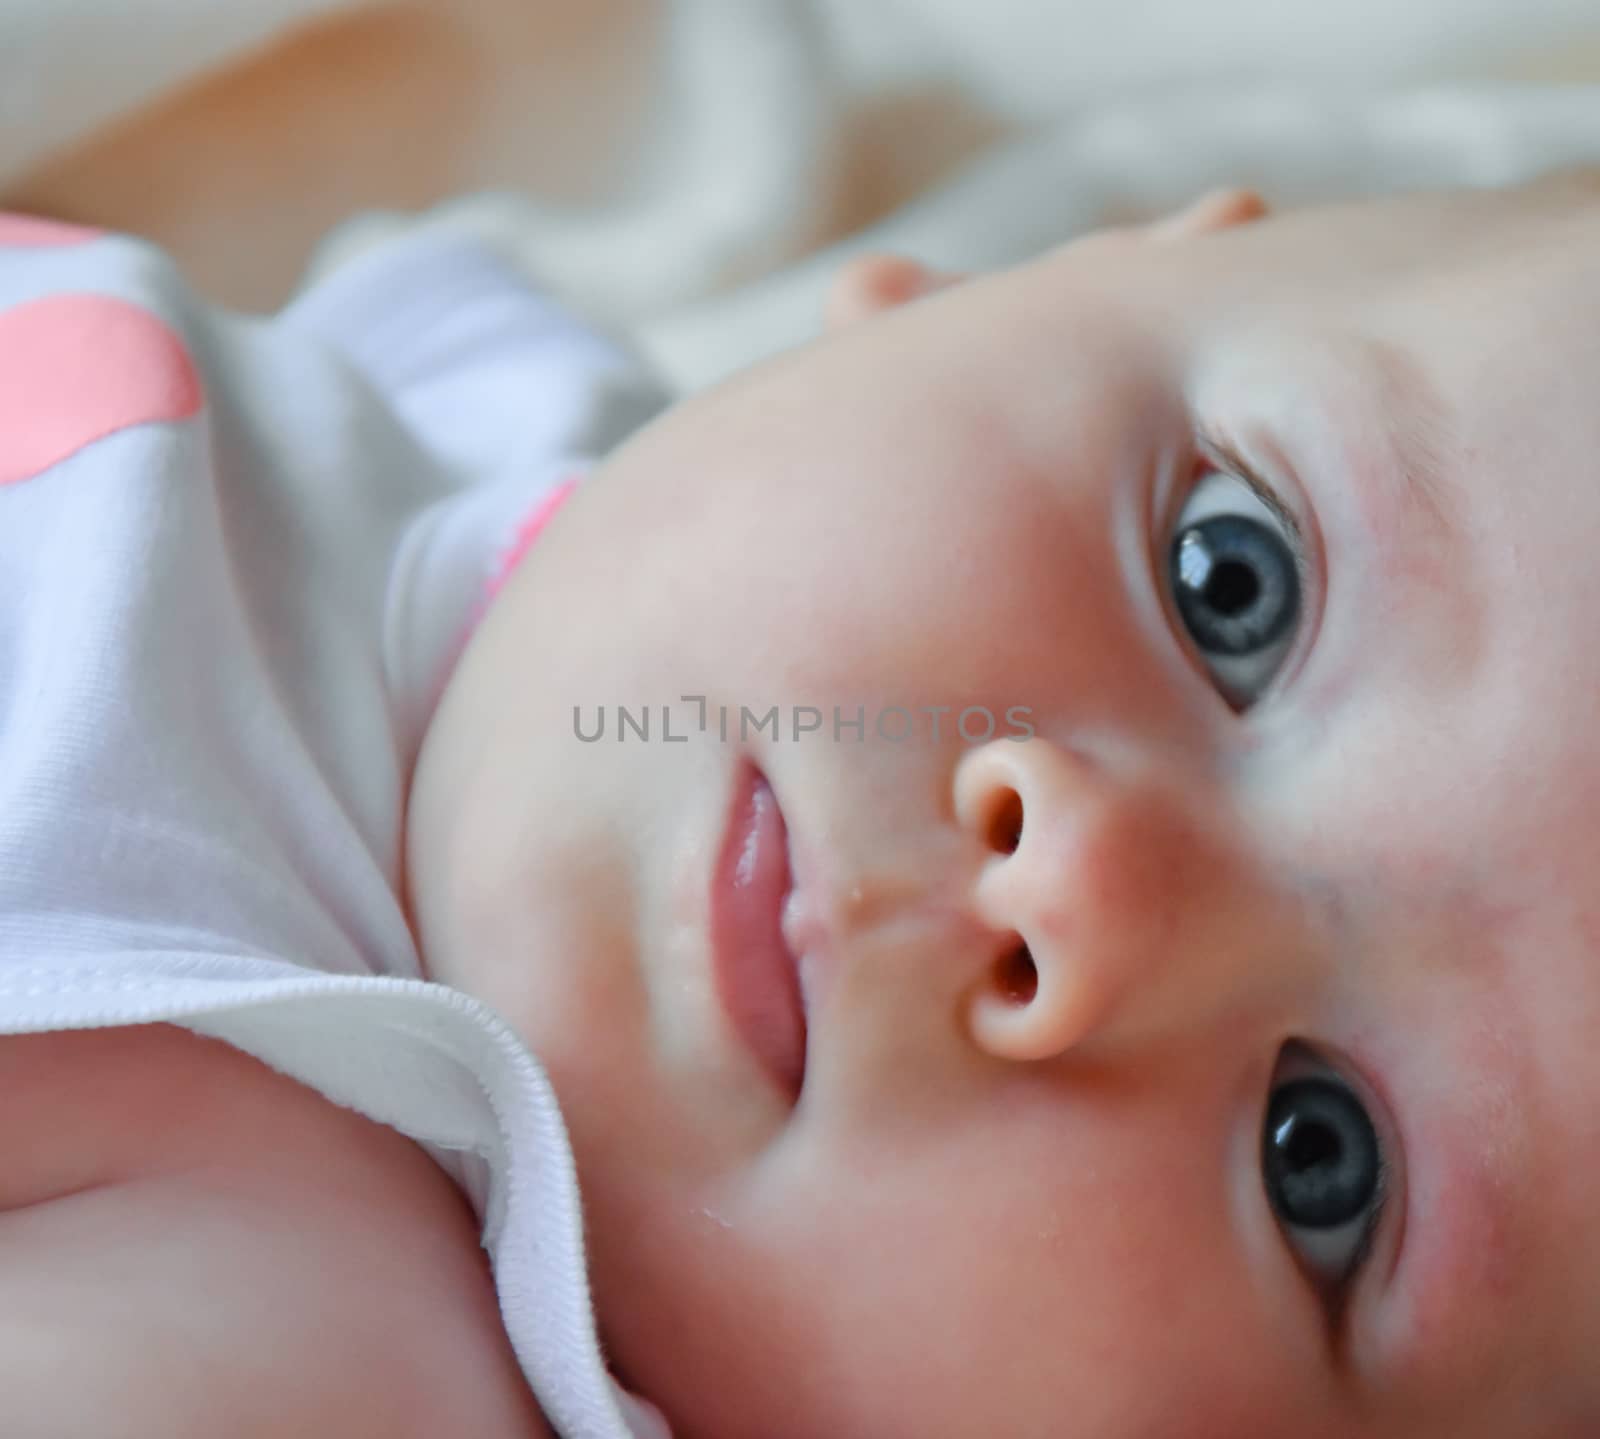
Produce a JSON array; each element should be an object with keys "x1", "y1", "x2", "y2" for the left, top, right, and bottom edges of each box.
[{"x1": 708, "y1": 760, "x2": 809, "y2": 1103}]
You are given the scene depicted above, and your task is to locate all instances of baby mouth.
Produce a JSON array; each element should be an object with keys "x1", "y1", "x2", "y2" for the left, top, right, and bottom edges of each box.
[{"x1": 709, "y1": 761, "x2": 808, "y2": 1104}]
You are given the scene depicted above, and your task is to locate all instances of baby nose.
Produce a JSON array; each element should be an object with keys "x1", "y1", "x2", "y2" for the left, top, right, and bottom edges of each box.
[{"x1": 952, "y1": 736, "x2": 1210, "y2": 1062}]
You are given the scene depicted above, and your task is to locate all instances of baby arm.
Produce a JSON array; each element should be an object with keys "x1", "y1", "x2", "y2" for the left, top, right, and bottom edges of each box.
[{"x1": 0, "y1": 1025, "x2": 555, "y2": 1439}]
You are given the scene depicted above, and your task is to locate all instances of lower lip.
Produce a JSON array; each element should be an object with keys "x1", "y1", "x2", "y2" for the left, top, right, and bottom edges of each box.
[{"x1": 709, "y1": 763, "x2": 807, "y2": 1103}]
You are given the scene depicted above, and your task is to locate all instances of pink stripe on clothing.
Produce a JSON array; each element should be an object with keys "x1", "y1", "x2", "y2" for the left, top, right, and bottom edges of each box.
[
  {"x1": 454, "y1": 472, "x2": 585, "y2": 661},
  {"x1": 0, "y1": 294, "x2": 203, "y2": 486},
  {"x1": 0, "y1": 214, "x2": 101, "y2": 248},
  {"x1": 486, "y1": 474, "x2": 582, "y2": 600}
]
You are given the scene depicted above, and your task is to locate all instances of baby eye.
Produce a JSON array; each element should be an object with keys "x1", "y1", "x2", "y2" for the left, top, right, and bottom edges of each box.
[
  {"x1": 1167, "y1": 469, "x2": 1303, "y2": 709},
  {"x1": 1261, "y1": 1059, "x2": 1388, "y2": 1295}
]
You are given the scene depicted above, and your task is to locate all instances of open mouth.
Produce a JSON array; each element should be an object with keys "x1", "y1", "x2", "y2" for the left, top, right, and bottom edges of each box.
[{"x1": 709, "y1": 760, "x2": 808, "y2": 1104}]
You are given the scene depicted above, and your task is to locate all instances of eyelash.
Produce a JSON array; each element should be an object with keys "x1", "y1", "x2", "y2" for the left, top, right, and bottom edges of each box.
[
  {"x1": 1340, "y1": 1171, "x2": 1389, "y2": 1282},
  {"x1": 1189, "y1": 428, "x2": 1314, "y2": 589},
  {"x1": 1225, "y1": 469, "x2": 1307, "y2": 575}
]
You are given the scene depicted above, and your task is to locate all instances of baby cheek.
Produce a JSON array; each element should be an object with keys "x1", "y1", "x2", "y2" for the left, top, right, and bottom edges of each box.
[
  {"x1": 1368, "y1": 1093, "x2": 1534, "y2": 1407},
  {"x1": 814, "y1": 496, "x2": 1141, "y2": 717}
]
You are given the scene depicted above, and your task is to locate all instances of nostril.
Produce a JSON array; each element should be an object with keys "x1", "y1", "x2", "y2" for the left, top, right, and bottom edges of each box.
[
  {"x1": 993, "y1": 941, "x2": 1037, "y2": 1004},
  {"x1": 986, "y1": 789, "x2": 1023, "y2": 855}
]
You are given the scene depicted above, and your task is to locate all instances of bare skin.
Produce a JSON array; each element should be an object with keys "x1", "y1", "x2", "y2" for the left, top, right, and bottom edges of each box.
[
  {"x1": 0, "y1": 1025, "x2": 554, "y2": 1438},
  {"x1": 14, "y1": 175, "x2": 1600, "y2": 1437},
  {"x1": 0, "y1": 189, "x2": 1262, "y2": 1439},
  {"x1": 407, "y1": 171, "x2": 1600, "y2": 1437}
]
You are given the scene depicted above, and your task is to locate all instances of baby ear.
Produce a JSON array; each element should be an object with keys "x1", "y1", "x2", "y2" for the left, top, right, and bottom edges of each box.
[
  {"x1": 1144, "y1": 187, "x2": 1269, "y2": 243},
  {"x1": 822, "y1": 253, "x2": 965, "y2": 331},
  {"x1": 1046, "y1": 187, "x2": 1270, "y2": 265}
]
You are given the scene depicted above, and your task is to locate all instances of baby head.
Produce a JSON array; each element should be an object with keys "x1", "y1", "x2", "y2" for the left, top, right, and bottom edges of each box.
[{"x1": 406, "y1": 173, "x2": 1600, "y2": 1436}]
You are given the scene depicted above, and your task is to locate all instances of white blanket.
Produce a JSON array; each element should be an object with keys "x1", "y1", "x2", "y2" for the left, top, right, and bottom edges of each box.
[{"x1": 6, "y1": 0, "x2": 1600, "y2": 392}]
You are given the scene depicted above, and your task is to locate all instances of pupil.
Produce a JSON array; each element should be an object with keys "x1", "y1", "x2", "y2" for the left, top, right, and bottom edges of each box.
[
  {"x1": 1286, "y1": 1121, "x2": 1340, "y2": 1172},
  {"x1": 1169, "y1": 514, "x2": 1298, "y2": 660},
  {"x1": 1262, "y1": 1077, "x2": 1380, "y2": 1230},
  {"x1": 1204, "y1": 559, "x2": 1259, "y2": 615}
]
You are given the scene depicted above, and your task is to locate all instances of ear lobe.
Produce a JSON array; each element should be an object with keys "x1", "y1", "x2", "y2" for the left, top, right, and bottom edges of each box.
[
  {"x1": 1146, "y1": 187, "x2": 1270, "y2": 243},
  {"x1": 822, "y1": 253, "x2": 964, "y2": 331}
]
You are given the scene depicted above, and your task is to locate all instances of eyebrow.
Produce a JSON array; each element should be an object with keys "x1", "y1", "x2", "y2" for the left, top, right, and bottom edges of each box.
[
  {"x1": 1203, "y1": 330, "x2": 1465, "y2": 553},
  {"x1": 1346, "y1": 334, "x2": 1462, "y2": 538}
]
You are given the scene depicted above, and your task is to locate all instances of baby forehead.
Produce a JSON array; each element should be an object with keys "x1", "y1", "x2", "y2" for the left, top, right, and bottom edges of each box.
[{"x1": 1208, "y1": 299, "x2": 1600, "y2": 626}]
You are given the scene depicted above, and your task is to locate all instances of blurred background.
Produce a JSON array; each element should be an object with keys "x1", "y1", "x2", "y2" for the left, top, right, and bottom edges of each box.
[{"x1": 7, "y1": 0, "x2": 1600, "y2": 390}]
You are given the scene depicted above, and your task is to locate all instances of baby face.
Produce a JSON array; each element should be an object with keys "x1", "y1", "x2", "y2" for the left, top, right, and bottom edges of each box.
[{"x1": 407, "y1": 174, "x2": 1600, "y2": 1437}]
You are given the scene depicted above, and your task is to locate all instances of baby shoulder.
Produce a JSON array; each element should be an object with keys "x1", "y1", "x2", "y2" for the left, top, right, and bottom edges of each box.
[{"x1": 0, "y1": 1024, "x2": 555, "y2": 1438}]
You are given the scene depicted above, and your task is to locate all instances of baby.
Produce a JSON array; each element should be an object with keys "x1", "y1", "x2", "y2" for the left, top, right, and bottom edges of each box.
[{"x1": 2, "y1": 170, "x2": 1599, "y2": 1438}]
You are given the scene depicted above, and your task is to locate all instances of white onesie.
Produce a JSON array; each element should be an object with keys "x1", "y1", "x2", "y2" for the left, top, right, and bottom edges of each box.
[{"x1": 0, "y1": 213, "x2": 672, "y2": 1439}]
